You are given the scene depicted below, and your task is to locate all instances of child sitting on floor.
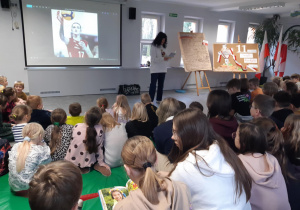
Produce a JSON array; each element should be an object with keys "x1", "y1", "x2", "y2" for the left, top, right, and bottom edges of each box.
[
  {"x1": 100, "y1": 112, "x2": 127, "y2": 168},
  {"x1": 14, "y1": 81, "x2": 27, "y2": 101},
  {"x1": 226, "y1": 79, "x2": 252, "y2": 122},
  {"x1": 250, "y1": 94, "x2": 275, "y2": 119},
  {"x1": 8, "y1": 123, "x2": 51, "y2": 196},
  {"x1": 262, "y1": 82, "x2": 278, "y2": 97},
  {"x1": 2, "y1": 87, "x2": 17, "y2": 123},
  {"x1": 189, "y1": 101, "x2": 203, "y2": 112},
  {"x1": 10, "y1": 105, "x2": 32, "y2": 143},
  {"x1": 97, "y1": 97, "x2": 113, "y2": 114},
  {"x1": 44, "y1": 108, "x2": 73, "y2": 161},
  {"x1": 27, "y1": 95, "x2": 51, "y2": 130},
  {"x1": 66, "y1": 102, "x2": 84, "y2": 126},
  {"x1": 291, "y1": 73, "x2": 300, "y2": 90},
  {"x1": 249, "y1": 77, "x2": 263, "y2": 102},
  {"x1": 65, "y1": 106, "x2": 111, "y2": 176},
  {"x1": 0, "y1": 75, "x2": 8, "y2": 89},
  {"x1": 112, "y1": 95, "x2": 131, "y2": 123},
  {"x1": 0, "y1": 95, "x2": 14, "y2": 142},
  {"x1": 29, "y1": 160, "x2": 82, "y2": 210},
  {"x1": 141, "y1": 93, "x2": 158, "y2": 130}
]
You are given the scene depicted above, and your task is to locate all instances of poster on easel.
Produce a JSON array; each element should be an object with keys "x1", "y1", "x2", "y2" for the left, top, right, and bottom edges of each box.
[
  {"x1": 178, "y1": 32, "x2": 212, "y2": 72},
  {"x1": 213, "y1": 43, "x2": 259, "y2": 73}
]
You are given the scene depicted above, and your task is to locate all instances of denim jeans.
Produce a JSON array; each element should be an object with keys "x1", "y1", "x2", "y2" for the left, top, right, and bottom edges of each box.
[{"x1": 149, "y1": 73, "x2": 166, "y2": 102}]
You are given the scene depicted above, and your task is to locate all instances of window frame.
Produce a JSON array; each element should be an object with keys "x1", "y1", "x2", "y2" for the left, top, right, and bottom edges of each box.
[
  {"x1": 246, "y1": 23, "x2": 259, "y2": 44},
  {"x1": 216, "y1": 20, "x2": 235, "y2": 43}
]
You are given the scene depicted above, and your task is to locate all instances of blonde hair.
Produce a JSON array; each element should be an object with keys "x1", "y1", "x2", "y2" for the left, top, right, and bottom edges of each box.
[
  {"x1": 16, "y1": 123, "x2": 45, "y2": 173},
  {"x1": 9, "y1": 105, "x2": 32, "y2": 123},
  {"x1": 121, "y1": 136, "x2": 167, "y2": 204},
  {"x1": 131, "y1": 102, "x2": 148, "y2": 122},
  {"x1": 283, "y1": 114, "x2": 300, "y2": 153},
  {"x1": 0, "y1": 75, "x2": 7, "y2": 86},
  {"x1": 14, "y1": 81, "x2": 24, "y2": 89},
  {"x1": 113, "y1": 95, "x2": 131, "y2": 121},
  {"x1": 156, "y1": 98, "x2": 180, "y2": 124},
  {"x1": 27, "y1": 95, "x2": 42, "y2": 109},
  {"x1": 97, "y1": 97, "x2": 109, "y2": 113},
  {"x1": 100, "y1": 112, "x2": 120, "y2": 132},
  {"x1": 141, "y1": 93, "x2": 151, "y2": 104}
]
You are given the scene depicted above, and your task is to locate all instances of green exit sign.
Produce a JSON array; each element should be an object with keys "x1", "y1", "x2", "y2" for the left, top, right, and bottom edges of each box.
[{"x1": 169, "y1": 13, "x2": 178, "y2": 17}]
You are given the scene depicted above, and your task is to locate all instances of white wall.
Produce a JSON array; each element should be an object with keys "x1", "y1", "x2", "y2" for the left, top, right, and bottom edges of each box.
[{"x1": 0, "y1": 1, "x2": 269, "y2": 96}]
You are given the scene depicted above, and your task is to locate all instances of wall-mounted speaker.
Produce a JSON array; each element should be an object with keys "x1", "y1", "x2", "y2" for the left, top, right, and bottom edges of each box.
[
  {"x1": 129, "y1": 7, "x2": 136, "y2": 20},
  {"x1": 1, "y1": 0, "x2": 10, "y2": 8}
]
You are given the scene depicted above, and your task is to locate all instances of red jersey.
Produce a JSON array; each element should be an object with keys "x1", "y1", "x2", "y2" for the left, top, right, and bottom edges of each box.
[{"x1": 67, "y1": 38, "x2": 88, "y2": 58}]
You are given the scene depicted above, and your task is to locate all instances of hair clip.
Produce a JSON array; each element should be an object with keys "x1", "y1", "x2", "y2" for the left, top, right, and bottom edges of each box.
[
  {"x1": 102, "y1": 105, "x2": 105, "y2": 107},
  {"x1": 24, "y1": 136, "x2": 31, "y2": 142},
  {"x1": 11, "y1": 114, "x2": 16, "y2": 118},
  {"x1": 53, "y1": 122, "x2": 60, "y2": 126}
]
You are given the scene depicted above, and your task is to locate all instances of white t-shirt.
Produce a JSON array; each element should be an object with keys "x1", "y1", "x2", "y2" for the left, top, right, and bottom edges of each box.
[{"x1": 150, "y1": 45, "x2": 168, "y2": 74}]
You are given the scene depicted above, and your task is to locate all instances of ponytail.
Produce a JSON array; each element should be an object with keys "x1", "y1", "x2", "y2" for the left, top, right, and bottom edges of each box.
[
  {"x1": 16, "y1": 141, "x2": 31, "y2": 173},
  {"x1": 50, "y1": 125, "x2": 61, "y2": 155},
  {"x1": 121, "y1": 136, "x2": 167, "y2": 205},
  {"x1": 84, "y1": 107, "x2": 102, "y2": 154}
]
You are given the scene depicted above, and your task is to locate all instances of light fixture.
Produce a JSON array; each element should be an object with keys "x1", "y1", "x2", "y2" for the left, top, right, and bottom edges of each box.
[{"x1": 239, "y1": 2, "x2": 285, "y2": 11}]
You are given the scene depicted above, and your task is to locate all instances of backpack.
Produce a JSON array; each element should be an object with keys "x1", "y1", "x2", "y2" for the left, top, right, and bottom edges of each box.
[{"x1": 0, "y1": 138, "x2": 11, "y2": 176}]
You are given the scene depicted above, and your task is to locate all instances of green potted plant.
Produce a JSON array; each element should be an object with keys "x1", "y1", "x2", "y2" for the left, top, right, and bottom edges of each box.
[{"x1": 254, "y1": 14, "x2": 300, "y2": 84}]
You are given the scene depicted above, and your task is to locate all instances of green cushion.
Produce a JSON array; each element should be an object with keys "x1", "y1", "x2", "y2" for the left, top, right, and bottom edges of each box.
[{"x1": 0, "y1": 166, "x2": 128, "y2": 210}]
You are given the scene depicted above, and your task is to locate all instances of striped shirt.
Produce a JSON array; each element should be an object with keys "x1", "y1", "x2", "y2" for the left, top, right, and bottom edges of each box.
[{"x1": 12, "y1": 123, "x2": 27, "y2": 142}]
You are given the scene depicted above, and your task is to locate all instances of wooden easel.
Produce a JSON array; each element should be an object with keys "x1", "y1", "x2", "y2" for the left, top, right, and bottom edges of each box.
[
  {"x1": 181, "y1": 70, "x2": 211, "y2": 96},
  {"x1": 233, "y1": 72, "x2": 248, "y2": 79}
]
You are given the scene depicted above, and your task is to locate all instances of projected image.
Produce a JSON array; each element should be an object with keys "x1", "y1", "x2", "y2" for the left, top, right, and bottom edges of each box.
[{"x1": 52, "y1": 10, "x2": 98, "y2": 58}]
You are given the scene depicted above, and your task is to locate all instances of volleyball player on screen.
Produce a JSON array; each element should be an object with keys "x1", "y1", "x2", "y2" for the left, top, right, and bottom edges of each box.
[{"x1": 57, "y1": 11, "x2": 93, "y2": 58}]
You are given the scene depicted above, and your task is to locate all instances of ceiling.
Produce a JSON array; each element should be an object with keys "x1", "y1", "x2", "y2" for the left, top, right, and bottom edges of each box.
[{"x1": 143, "y1": 0, "x2": 300, "y2": 16}]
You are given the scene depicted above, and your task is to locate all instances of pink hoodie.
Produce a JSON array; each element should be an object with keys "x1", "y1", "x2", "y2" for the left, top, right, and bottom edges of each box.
[{"x1": 239, "y1": 153, "x2": 290, "y2": 210}]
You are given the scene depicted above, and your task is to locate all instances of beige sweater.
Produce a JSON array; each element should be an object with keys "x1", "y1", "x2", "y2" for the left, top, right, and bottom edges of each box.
[{"x1": 114, "y1": 178, "x2": 191, "y2": 210}]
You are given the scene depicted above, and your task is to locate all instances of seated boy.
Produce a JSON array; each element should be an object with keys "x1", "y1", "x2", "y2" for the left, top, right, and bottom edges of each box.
[
  {"x1": 262, "y1": 82, "x2": 278, "y2": 97},
  {"x1": 0, "y1": 75, "x2": 8, "y2": 89},
  {"x1": 291, "y1": 93, "x2": 300, "y2": 115},
  {"x1": 250, "y1": 94, "x2": 275, "y2": 119},
  {"x1": 189, "y1": 101, "x2": 204, "y2": 112},
  {"x1": 291, "y1": 73, "x2": 300, "y2": 90},
  {"x1": 226, "y1": 79, "x2": 252, "y2": 122},
  {"x1": 66, "y1": 103, "x2": 84, "y2": 126},
  {"x1": 141, "y1": 93, "x2": 158, "y2": 130},
  {"x1": 27, "y1": 95, "x2": 51, "y2": 129},
  {"x1": 29, "y1": 160, "x2": 82, "y2": 210},
  {"x1": 270, "y1": 91, "x2": 294, "y2": 129},
  {"x1": 14, "y1": 81, "x2": 27, "y2": 101},
  {"x1": 249, "y1": 77, "x2": 263, "y2": 102}
]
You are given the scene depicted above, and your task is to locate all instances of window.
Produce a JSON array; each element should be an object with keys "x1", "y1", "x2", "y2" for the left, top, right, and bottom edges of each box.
[
  {"x1": 216, "y1": 20, "x2": 235, "y2": 43},
  {"x1": 247, "y1": 23, "x2": 258, "y2": 43},
  {"x1": 140, "y1": 14, "x2": 161, "y2": 66}
]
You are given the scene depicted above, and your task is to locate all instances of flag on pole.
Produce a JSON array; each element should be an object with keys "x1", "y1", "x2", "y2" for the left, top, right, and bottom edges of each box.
[
  {"x1": 256, "y1": 31, "x2": 270, "y2": 80},
  {"x1": 274, "y1": 26, "x2": 284, "y2": 77}
]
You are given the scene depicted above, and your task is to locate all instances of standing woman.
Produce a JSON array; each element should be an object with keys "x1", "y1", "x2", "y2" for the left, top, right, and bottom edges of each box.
[{"x1": 149, "y1": 32, "x2": 170, "y2": 103}]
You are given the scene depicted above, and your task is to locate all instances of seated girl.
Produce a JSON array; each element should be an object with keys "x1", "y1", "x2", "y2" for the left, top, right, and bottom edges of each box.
[
  {"x1": 207, "y1": 89, "x2": 239, "y2": 152},
  {"x1": 235, "y1": 122, "x2": 290, "y2": 210},
  {"x1": 0, "y1": 95, "x2": 14, "y2": 142},
  {"x1": 100, "y1": 113, "x2": 127, "y2": 168},
  {"x1": 169, "y1": 109, "x2": 251, "y2": 209},
  {"x1": 114, "y1": 136, "x2": 191, "y2": 210},
  {"x1": 2, "y1": 87, "x2": 17, "y2": 123},
  {"x1": 97, "y1": 97, "x2": 113, "y2": 115},
  {"x1": 281, "y1": 114, "x2": 300, "y2": 210},
  {"x1": 65, "y1": 106, "x2": 111, "y2": 176},
  {"x1": 8, "y1": 123, "x2": 51, "y2": 196},
  {"x1": 112, "y1": 95, "x2": 131, "y2": 124},
  {"x1": 10, "y1": 105, "x2": 32, "y2": 143},
  {"x1": 125, "y1": 102, "x2": 153, "y2": 139},
  {"x1": 44, "y1": 108, "x2": 73, "y2": 161}
]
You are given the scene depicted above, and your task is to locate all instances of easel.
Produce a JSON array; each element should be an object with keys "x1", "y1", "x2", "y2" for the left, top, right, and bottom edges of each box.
[
  {"x1": 233, "y1": 72, "x2": 248, "y2": 79},
  {"x1": 181, "y1": 70, "x2": 211, "y2": 96}
]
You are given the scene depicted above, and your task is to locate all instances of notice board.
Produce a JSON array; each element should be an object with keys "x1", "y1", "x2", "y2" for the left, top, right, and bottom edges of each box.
[
  {"x1": 178, "y1": 32, "x2": 212, "y2": 72},
  {"x1": 213, "y1": 43, "x2": 259, "y2": 73}
]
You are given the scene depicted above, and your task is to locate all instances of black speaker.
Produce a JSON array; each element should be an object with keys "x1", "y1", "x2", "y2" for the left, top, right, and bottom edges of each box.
[
  {"x1": 129, "y1": 7, "x2": 136, "y2": 20},
  {"x1": 1, "y1": 0, "x2": 10, "y2": 8}
]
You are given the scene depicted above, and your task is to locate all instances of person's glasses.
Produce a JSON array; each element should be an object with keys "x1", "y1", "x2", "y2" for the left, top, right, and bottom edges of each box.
[{"x1": 232, "y1": 132, "x2": 236, "y2": 139}]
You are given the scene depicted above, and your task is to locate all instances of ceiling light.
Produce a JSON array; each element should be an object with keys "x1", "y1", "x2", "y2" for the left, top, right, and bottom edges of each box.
[{"x1": 239, "y1": 2, "x2": 285, "y2": 11}]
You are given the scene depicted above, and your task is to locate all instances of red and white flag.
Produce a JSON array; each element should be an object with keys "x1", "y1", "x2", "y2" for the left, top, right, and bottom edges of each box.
[
  {"x1": 256, "y1": 31, "x2": 270, "y2": 79},
  {"x1": 274, "y1": 26, "x2": 287, "y2": 77}
]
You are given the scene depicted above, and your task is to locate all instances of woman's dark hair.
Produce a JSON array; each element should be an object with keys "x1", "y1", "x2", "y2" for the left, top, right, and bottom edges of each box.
[
  {"x1": 169, "y1": 109, "x2": 252, "y2": 201},
  {"x1": 0, "y1": 94, "x2": 8, "y2": 108},
  {"x1": 206, "y1": 89, "x2": 231, "y2": 119},
  {"x1": 152, "y1": 32, "x2": 167, "y2": 48},
  {"x1": 252, "y1": 117, "x2": 289, "y2": 179},
  {"x1": 85, "y1": 106, "x2": 102, "y2": 154},
  {"x1": 50, "y1": 108, "x2": 67, "y2": 155},
  {"x1": 238, "y1": 122, "x2": 268, "y2": 154}
]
